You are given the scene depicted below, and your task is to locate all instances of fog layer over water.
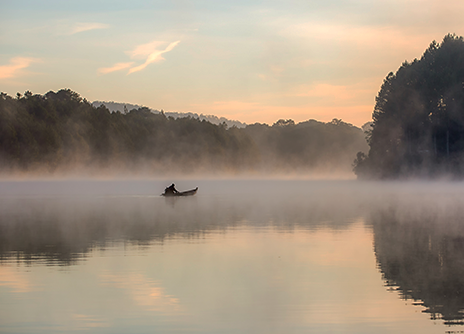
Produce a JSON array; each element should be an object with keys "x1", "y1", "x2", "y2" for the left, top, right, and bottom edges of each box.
[{"x1": 1, "y1": 179, "x2": 463, "y2": 333}]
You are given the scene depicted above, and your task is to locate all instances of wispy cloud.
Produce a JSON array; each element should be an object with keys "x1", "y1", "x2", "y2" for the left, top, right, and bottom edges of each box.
[
  {"x1": 128, "y1": 41, "x2": 166, "y2": 59},
  {"x1": 98, "y1": 62, "x2": 134, "y2": 75},
  {"x1": 280, "y1": 21, "x2": 428, "y2": 51},
  {"x1": 71, "y1": 314, "x2": 109, "y2": 329},
  {"x1": 0, "y1": 57, "x2": 37, "y2": 79},
  {"x1": 70, "y1": 22, "x2": 110, "y2": 34},
  {"x1": 99, "y1": 40, "x2": 181, "y2": 76},
  {"x1": 128, "y1": 41, "x2": 180, "y2": 74}
]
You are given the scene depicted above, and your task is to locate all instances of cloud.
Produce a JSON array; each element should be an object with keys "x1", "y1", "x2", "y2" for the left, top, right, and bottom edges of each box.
[
  {"x1": 128, "y1": 40, "x2": 180, "y2": 74},
  {"x1": 98, "y1": 40, "x2": 181, "y2": 76},
  {"x1": 0, "y1": 57, "x2": 37, "y2": 79},
  {"x1": 280, "y1": 21, "x2": 430, "y2": 52},
  {"x1": 70, "y1": 22, "x2": 110, "y2": 34},
  {"x1": 98, "y1": 62, "x2": 134, "y2": 75},
  {"x1": 71, "y1": 314, "x2": 109, "y2": 329},
  {"x1": 127, "y1": 41, "x2": 166, "y2": 59}
]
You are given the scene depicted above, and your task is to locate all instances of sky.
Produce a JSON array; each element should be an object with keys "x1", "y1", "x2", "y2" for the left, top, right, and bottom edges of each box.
[{"x1": 1, "y1": 0, "x2": 463, "y2": 127}]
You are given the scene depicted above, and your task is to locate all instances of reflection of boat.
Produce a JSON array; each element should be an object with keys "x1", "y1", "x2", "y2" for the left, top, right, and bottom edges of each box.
[{"x1": 161, "y1": 187, "x2": 198, "y2": 197}]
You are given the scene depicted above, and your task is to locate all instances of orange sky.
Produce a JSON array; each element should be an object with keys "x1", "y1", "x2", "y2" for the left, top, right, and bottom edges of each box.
[{"x1": 1, "y1": 1, "x2": 464, "y2": 126}]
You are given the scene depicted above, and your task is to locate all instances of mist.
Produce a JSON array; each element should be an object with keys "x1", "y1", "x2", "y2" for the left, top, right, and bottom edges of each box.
[
  {"x1": 2, "y1": 178, "x2": 464, "y2": 263},
  {"x1": 0, "y1": 90, "x2": 368, "y2": 180},
  {"x1": 2, "y1": 178, "x2": 464, "y2": 332}
]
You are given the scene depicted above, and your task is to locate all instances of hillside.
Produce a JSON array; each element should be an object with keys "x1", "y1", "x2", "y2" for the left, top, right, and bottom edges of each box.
[{"x1": 92, "y1": 101, "x2": 246, "y2": 128}]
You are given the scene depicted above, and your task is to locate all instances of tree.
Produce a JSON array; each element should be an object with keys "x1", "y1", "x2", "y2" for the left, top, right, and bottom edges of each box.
[{"x1": 354, "y1": 34, "x2": 464, "y2": 178}]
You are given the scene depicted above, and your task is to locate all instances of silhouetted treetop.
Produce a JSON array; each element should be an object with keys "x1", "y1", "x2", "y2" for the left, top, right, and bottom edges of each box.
[{"x1": 354, "y1": 34, "x2": 464, "y2": 179}]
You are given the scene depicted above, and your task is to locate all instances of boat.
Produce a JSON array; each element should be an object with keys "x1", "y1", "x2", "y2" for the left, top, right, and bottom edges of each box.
[{"x1": 161, "y1": 187, "x2": 198, "y2": 197}]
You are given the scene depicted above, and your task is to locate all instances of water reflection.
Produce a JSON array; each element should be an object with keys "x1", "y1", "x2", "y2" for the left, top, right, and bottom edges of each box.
[
  {"x1": 0, "y1": 196, "x2": 210, "y2": 266},
  {"x1": 3, "y1": 180, "x2": 464, "y2": 333},
  {"x1": 0, "y1": 182, "x2": 366, "y2": 267},
  {"x1": 371, "y1": 200, "x2": 464, "y2": 326}
]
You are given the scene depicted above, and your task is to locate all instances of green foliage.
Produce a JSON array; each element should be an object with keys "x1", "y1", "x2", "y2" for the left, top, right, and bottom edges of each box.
[
  {"x1": 246, "y1": 118, "x2": 367, "y2": 173},
  {"x1": 355, "y1": 34, "x2": 464, "y2": 178},
  {"x1": 0, "y1": 90, "x2": 259, "y2": 174},
  {"x1": 0, "y1": 89, "x2": 367, "y2": 175}
]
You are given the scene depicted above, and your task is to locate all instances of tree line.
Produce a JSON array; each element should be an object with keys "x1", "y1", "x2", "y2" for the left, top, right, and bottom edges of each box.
[
  {"x1": 0, "y1": 89, "x2": 367, "y2": 176},
  {"x1": 354, "y1": 34, "x2": 464, "y2": 178}
]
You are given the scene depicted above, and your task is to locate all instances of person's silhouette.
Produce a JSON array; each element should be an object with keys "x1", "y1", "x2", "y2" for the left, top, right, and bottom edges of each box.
[{"x1": 165, "y1": 183, "x2": 179, "y2": 195}]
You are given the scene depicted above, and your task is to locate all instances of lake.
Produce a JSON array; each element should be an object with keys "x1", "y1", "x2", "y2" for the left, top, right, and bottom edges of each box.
[{"x1": 0, "y1": 179, "x2": 463, "y2": 334}]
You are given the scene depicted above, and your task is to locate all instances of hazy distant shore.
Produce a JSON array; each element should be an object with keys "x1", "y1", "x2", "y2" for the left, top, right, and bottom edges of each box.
[{"x1": 0, "y1": 89, "x2": 367, "y2": 178}]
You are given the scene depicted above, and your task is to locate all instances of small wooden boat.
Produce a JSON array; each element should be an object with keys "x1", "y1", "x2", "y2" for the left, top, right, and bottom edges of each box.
[{"x1": 162, "y1": 187, "x2": 198, "y2": 197}]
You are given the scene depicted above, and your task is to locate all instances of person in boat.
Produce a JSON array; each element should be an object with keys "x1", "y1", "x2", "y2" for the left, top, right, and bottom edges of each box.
[{"x1": 165, "y1": 183, "x2": 179, "y2": 195}]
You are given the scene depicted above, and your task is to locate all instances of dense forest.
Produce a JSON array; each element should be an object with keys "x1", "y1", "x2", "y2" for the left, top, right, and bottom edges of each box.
[
  {"x1": 354, "y1": 34, "x2": 464, "y2": 178},
  {"x1": 0, "y1": 89, "x2": 367, "y2": 176}
]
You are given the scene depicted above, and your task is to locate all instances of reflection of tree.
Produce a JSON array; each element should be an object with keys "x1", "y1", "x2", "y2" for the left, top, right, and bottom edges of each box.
[
  {"x1": 0, "y1": 198, "x2": 220, "y2": 266},
  {"x1": 372, "y1": 206, "x2": 464, "y2": 325}
]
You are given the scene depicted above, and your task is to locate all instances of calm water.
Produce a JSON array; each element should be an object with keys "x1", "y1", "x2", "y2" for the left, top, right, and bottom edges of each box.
[{"x1": 1, "y1": 179, "x2": 464, "y2": 333}]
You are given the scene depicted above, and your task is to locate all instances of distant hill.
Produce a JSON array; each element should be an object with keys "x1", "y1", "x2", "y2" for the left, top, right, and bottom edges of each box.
[{"x1": 92, "y1": 101, "x2": 247, "y2": 128}]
